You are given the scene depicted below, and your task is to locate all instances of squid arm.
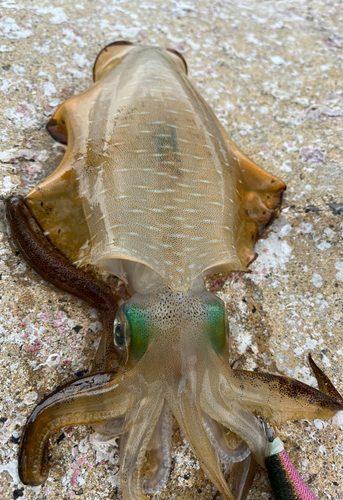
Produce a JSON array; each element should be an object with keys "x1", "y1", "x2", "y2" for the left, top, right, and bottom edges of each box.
[
  {"x1": 231, "y1": 355, "x2": 343, "y2": 426},
  {"x1": 19, "y1": 372, "x2": 133, "y2": 486}
]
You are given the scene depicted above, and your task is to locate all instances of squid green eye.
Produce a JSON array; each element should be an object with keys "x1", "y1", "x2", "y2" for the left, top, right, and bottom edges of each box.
[
  {"x1": 113, "y1": 320, "x2": 126, "y2": 347},
  {"x1": 123, "y1": 304, "x2": 150, "y2": 360},
  {"x1": 207, "y1": 300, "x2": 226, "y2": 354}
]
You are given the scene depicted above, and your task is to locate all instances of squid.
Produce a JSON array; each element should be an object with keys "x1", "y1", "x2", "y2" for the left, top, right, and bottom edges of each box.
[{"x1": 6, "y1": 41, "x2": 343, "y2": 499}]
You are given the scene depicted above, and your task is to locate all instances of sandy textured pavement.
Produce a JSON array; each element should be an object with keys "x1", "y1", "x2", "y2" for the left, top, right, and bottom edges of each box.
[{"x1": 0, "y1": 1, "x2": 343, "y2": 499}]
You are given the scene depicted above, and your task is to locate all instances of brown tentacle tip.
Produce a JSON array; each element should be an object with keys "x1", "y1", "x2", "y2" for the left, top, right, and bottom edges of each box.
[
  {"x1": 308, "y1": 353, "x2": 343, "y2": 404},
  {"x1": 19, "y1": 433, "x2": 49, "y2": 486}
]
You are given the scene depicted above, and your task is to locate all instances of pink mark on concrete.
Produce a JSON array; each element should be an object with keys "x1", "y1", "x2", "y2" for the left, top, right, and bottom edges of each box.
[
  {"x1": 77, "y1": 456, "x2": 87, "y2": 467},
  {"x1": 71, "y1": 469, "x2": 80, "y2": 486},
  {"x1": 58, "y1": 325, "x2": 69, "y2": 336},
  {"x1": 305, "y1": 104, "x2": 342, "y2": 120},
  {"x1": 23, "y1": 163, "x2": 42, "y2": 181},
  {"x1": 40, "y1": 312, "x2": 50, "y2": 322},
  {"x1": 16, "y1": 104, "x2": 28, "y2": 116},
  {"x1": 298, "y1": 145, "x2": 326, "y2": 165},
  {"x1": 53, "y1": 310, "x2": 67, "y2": 327},
  {"x1": 26, "y1": 345, "x2": 40, "y2": 352}
]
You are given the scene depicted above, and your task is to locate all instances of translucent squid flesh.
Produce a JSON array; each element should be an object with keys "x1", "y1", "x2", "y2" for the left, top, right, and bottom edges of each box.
[{"x1": 6, "y1": 41, "x2": 343, "y2": 499}]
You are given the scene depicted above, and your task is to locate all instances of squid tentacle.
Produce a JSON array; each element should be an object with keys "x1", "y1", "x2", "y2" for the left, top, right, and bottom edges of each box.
[
  {"x1": 19, "y1": 372, "x2": 133, "y2": 486},
  {"x1": 212, "y1": 455, "x2": 258, "y2": 500},
  {"x1": 201, "y1": 410, "x2": 250, "y2": 465},
  {"x1": 201, "y1": 371, "x2": 268, "y2": 467},
  {"x1": 119, "y1": 388, "x2": 165, "y2": 500},
  {"x1": 142, "y1": 402, "x2": 173, "y2": 494},
  {"x1": 169, "y1": 383, "x2": 236, "y2": 500},
  {"x1": 90, "y1": 416, "x2": 125, "y2": 445}
]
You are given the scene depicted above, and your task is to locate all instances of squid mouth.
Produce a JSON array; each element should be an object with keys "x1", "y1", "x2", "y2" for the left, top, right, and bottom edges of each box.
[{"x1": 18, "y1": 289, "x2": 343, "y2": 500}]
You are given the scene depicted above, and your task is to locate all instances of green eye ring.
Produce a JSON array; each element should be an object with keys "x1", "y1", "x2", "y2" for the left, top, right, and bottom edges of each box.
[
  {"x1": 207, "y1": 300, "x2": 226, "y2": 354},
  {"x1": 123, "y1": 303, "x2": 151, "y2": 360}
]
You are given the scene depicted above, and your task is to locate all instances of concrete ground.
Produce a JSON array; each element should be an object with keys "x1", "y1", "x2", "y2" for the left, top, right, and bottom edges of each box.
[{"x1": 0, "y1": 1, "x2": 342, "y2": 499}]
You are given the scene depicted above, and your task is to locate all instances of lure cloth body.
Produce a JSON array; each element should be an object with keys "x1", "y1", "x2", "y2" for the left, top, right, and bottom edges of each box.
[{"x1": 266, "y1": 438, "x2": 318, "y2": 500}]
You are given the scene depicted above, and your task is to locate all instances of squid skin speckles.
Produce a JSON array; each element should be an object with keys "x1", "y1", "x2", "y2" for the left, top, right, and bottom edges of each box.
[{"x1": 6, "y1": 41, "x2": 343, "y2": 500}]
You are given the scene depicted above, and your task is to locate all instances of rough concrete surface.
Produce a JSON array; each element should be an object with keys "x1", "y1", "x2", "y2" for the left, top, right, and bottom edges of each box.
[{"x1": 0, "y1": 0, "x2": 343, "y2": 499}]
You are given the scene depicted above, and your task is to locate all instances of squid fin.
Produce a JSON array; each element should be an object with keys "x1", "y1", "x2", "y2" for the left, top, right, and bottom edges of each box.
[
  {"x1": 216, "y1": 122, "x2": 286, "y2": 268},
  {"x1": 93, "y1": 40, "x2": 135, "y2": 82},
  {"x1": 235, "y1": 152, "x2": 286, "y2": 268},
  {"x1": 93, "y1": 41, "x2": 187, "y2": 83},
  {"x1": 235, "y1": 147, "x2": 286, "y2": 236},
  {"x1": 25, "y1": 164, "x2": 90, "y2": 263}
]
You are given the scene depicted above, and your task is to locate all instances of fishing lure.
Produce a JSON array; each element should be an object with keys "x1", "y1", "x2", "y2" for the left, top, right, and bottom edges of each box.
[
  {"x1": 265, "y1": 356, "x2": 343, "y2": 500},
  {"x1": 266, "y1": 437, "x2": 319, "y2": 500},
  {"x1": 6, "y1": 42, "x2": 343, "y2": 500}
]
